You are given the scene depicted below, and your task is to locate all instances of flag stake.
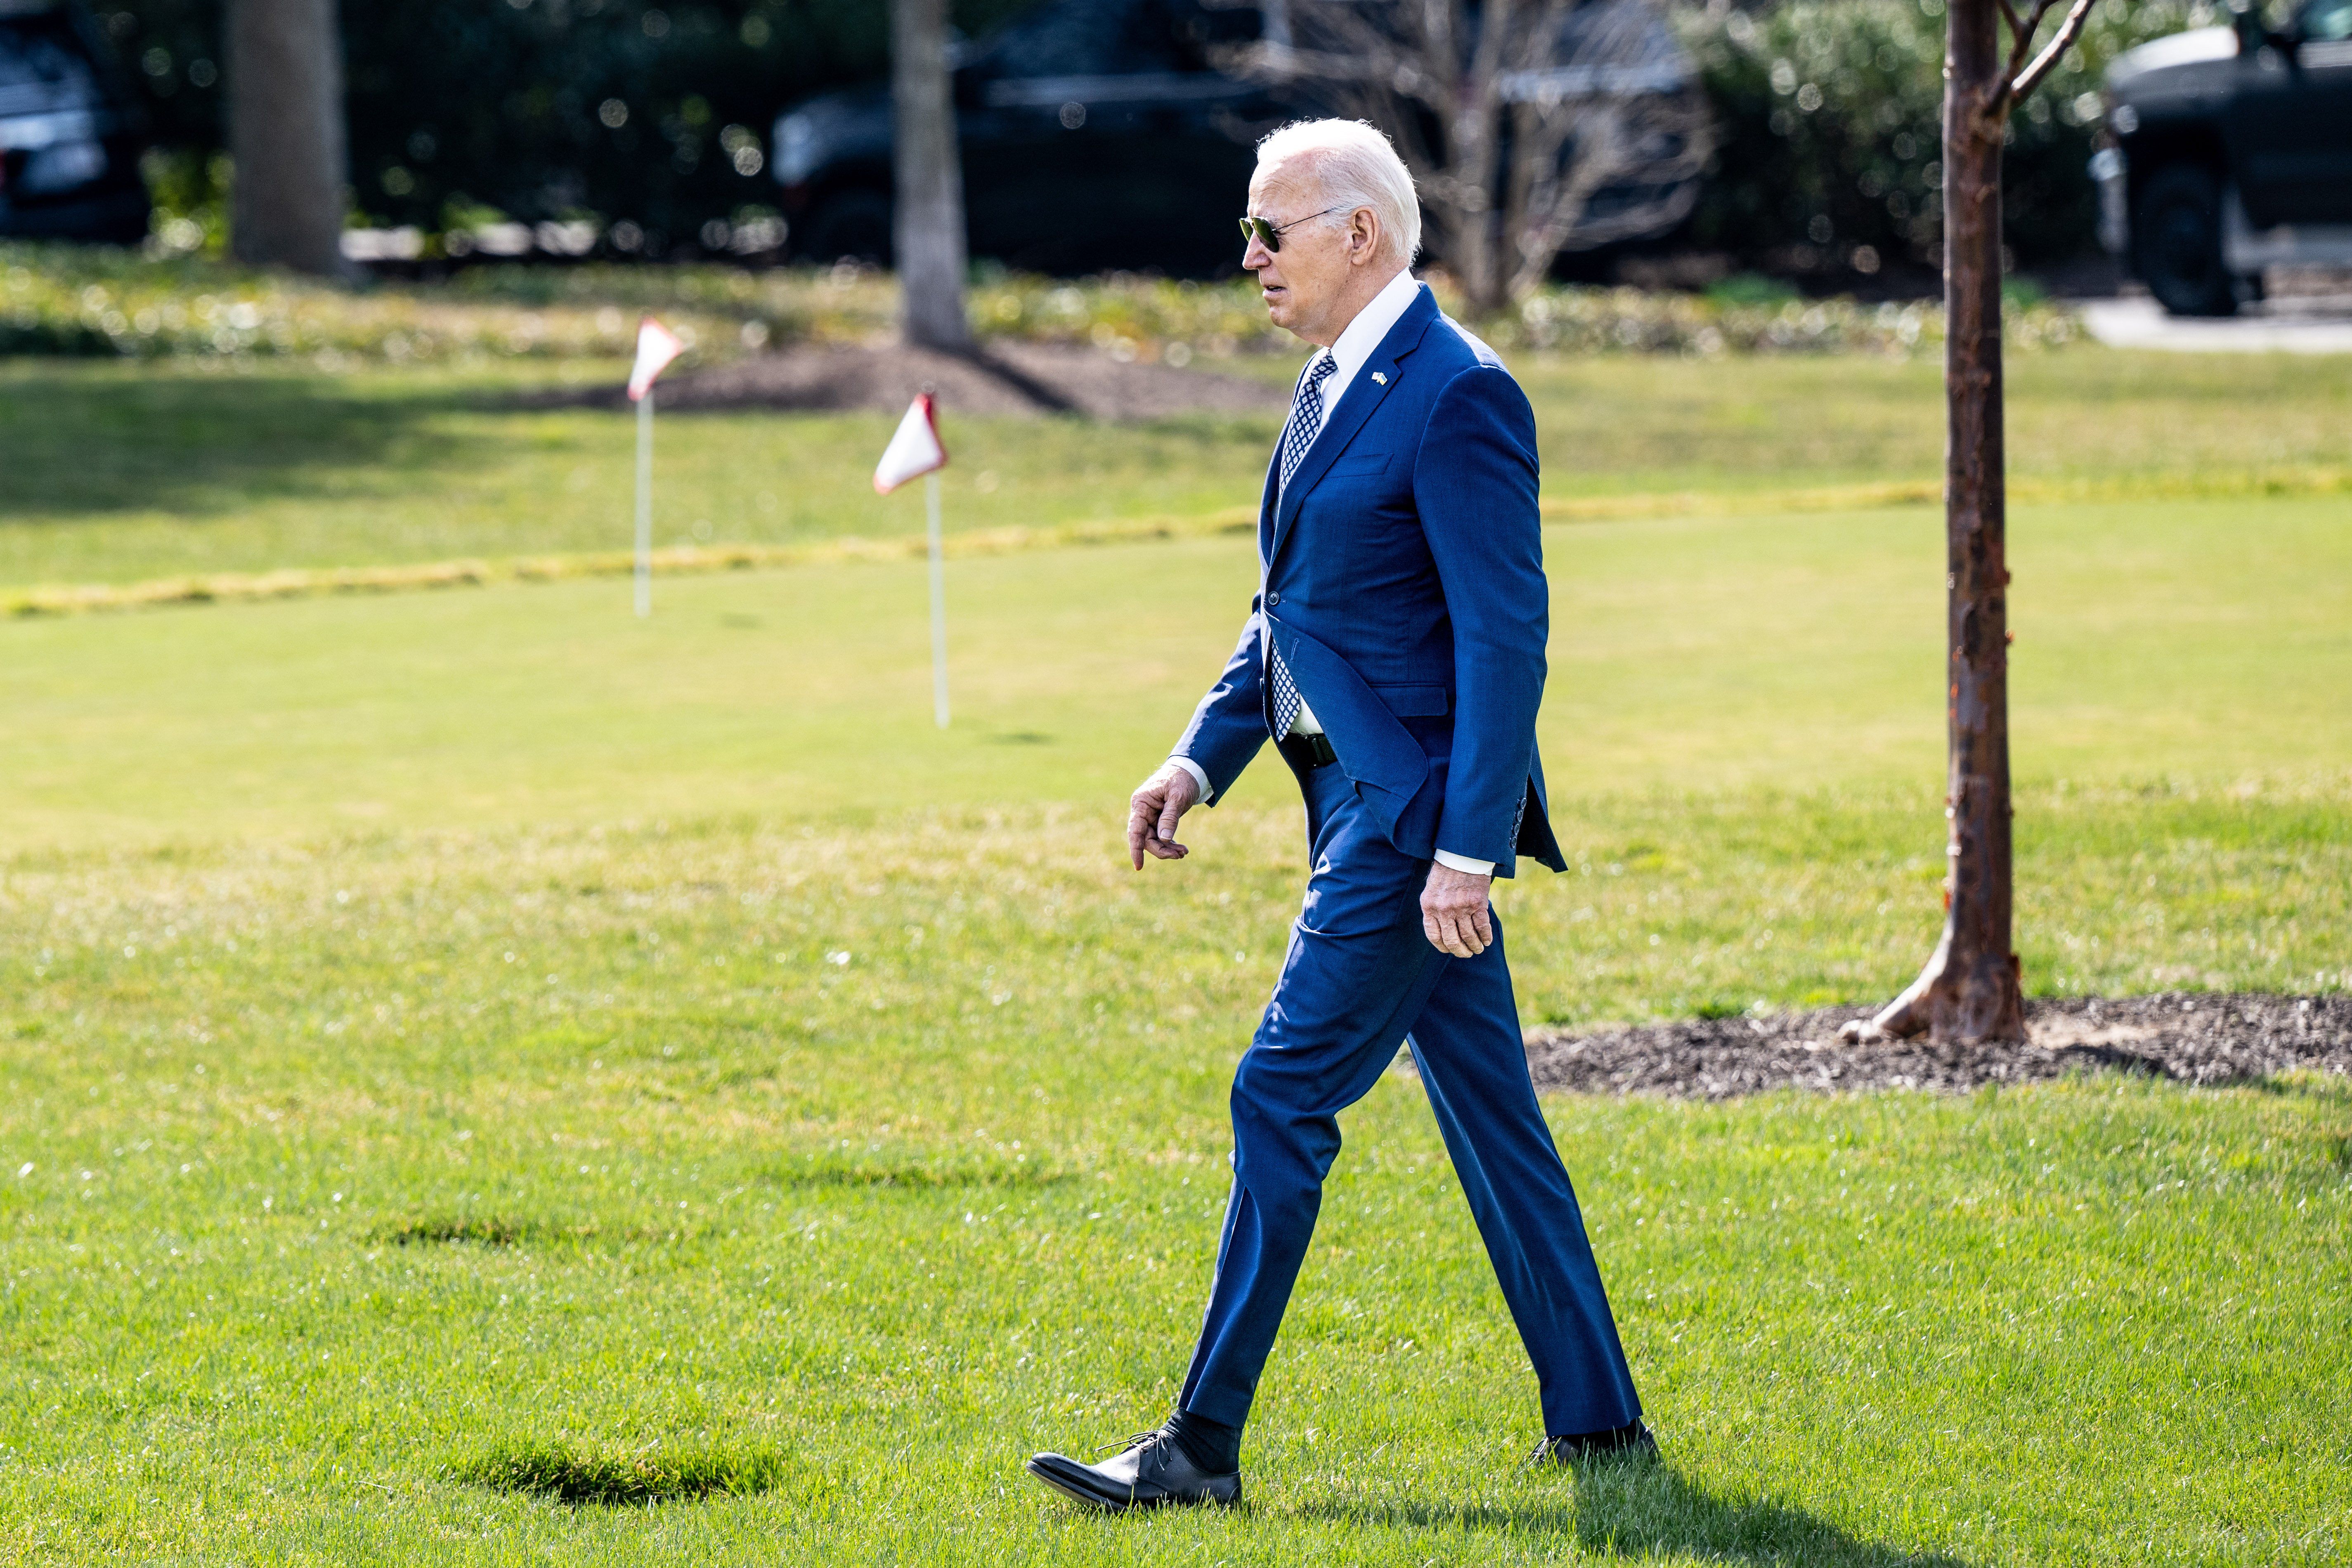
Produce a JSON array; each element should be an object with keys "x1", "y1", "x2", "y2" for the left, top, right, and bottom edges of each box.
[
  {"x1": 927, "y1": 469, "x2": 949, "y2": 729},
  {"x1": 624, "y1": 315, "x2": 685, "y2": 617},
  {"x1": 634, "y1": 387, "x2": 654, "y2": 619},
  {"x1": 872, "y1": 391, "x2": 952, "y2": 728}
]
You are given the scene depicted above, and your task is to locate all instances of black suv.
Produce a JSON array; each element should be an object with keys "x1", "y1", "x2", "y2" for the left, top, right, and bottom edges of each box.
[
  {"x1": 771, "y1": 0, "x2": 1700, "y2": 277},
  {"x1": 773, "y1": 0, "x2": 1274, "y2": 275},
  {"x1": 2095, "y1": 0, "x2": 2352, "y2": 315},
  {"x1": 0, "y1": 0, "x2": 149, "y2": 244}
]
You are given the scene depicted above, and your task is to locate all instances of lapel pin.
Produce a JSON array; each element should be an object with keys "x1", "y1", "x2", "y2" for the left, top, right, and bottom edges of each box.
[{"x1": 1371, "y1": 371, "x2": 1388, "y2": 385}]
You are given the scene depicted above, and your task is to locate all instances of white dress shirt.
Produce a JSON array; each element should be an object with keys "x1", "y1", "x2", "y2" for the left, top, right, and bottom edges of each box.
[
  {"x1": 1305, "y1": 266, "x2": 1425, "y2": 449},
  {"x1": 1168, "y1": 271, "x2": 1497, "y2": 877}
]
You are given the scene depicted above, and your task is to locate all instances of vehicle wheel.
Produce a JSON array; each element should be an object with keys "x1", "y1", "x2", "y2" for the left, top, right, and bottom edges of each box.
[
  {"x1": 2133, "y1": 164, "x2": 2237, "y2": 317},
  {"x1": 796, "y1": 189, "x2": 892, "y2": 265}
]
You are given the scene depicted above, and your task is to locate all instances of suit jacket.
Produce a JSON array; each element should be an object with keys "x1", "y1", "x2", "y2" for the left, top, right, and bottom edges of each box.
[{"x1": 1173, "y1": 284, "x2": 1567, "y2": 877}]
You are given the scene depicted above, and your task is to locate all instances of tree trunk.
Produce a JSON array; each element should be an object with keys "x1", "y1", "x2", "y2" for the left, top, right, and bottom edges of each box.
[
  {"x1": 1846, "y1": 0, "x2": 2026, "y2": 1044},
  {"x1": 1448, "y1": 12, "x2": 1511, "y2": 317},
  {"x1": 226, "y1": 0, "x2": 349, "y2": 277},
  {"x1": 891, "y1": 0, "x2": 972, "y2": 352},
  {"x1": 1449, "y1": 186, "x2": 1505, "y2": 315}
]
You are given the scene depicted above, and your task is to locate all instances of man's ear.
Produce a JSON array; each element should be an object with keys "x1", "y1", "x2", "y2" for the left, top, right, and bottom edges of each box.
[{"x1": 1351, "y1": 208, "x2": 1380, "y2": 265}]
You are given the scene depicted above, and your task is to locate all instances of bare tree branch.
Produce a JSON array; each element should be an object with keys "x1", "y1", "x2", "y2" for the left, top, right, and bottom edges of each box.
[
  {"x1": 1994, "y1": 0, "x2": 2026, "y2": 48},
  {"x1": 1223, "y1": 0, "x2": 1707, "y2": 311},
  {"x1": 2008, "y1": 0, "x2": 2100, "y2": 102},
  {"x1": 1990, "y1": 0, "x2": 2061, "y2": 114}
]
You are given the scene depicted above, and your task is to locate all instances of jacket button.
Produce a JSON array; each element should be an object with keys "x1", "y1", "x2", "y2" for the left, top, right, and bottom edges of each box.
[{"x1": 1265, "y1": 591, "x2": 1280, "y2": 607}]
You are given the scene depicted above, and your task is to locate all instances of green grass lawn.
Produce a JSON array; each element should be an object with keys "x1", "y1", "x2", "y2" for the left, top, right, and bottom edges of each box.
[
  {"x1": 3, "y1": 813, "x2": 2347, "y2": 1563},
  {"x1": 2, "y1": 348, "x2": 2347, "y2": 588},
  {"x1": 2, "y1": 346, "x2": 2348, "y2": 1562}
]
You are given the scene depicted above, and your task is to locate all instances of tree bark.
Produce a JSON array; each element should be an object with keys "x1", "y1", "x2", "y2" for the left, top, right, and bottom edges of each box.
[
  {"x1": 1846, "y1": 0, "x2": 2026, "y2": 1044},
  {"x1": 226, "y1": 0, "x2": 350, "y2": 277},
  {"x1": 891, "y1": 0, "x2": 972, "y2": 352},
  {"x1": 1447, "y1": 0, "x2": 1514, "y2": 316}
]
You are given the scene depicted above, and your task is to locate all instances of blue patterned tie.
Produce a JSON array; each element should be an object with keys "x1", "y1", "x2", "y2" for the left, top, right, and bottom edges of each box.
[
  {"x1": 1268, "y1": 353, "x2": 1338, "y2": 740},
  {"x1": 1278, "y1": 352, "x2": 1339, "y2": 493}
]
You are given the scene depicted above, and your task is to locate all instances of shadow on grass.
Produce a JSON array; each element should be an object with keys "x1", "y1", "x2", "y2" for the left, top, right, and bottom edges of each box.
[
  {"x1": 451, "y1": 1438, "x2": 786, "y2": 1507},
  {"x1": 764, "y1": 1147, "x2": 1075, "y2": 1191},
  {"x1": 374, "y1": 1213, "x2": 712, "y2": 1249},
  {"x1": 1296, "y1": 1459, "x2": 1970, "y2": 1566},
  {"x1": 2234, "y1": 1071, "x2": 2352, "y2": 1105},
  {"x1": 0, "y1": 368, "x2": 501, "y2": 522},
  {"x1": 376, "y1": 1215, "x2": 593, "y2": 1247}
]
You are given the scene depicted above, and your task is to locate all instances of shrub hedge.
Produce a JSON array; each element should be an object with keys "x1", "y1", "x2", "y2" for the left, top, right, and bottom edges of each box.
[{"x1": 0, "y1": 244, "x2": 2086, "y2": 364}]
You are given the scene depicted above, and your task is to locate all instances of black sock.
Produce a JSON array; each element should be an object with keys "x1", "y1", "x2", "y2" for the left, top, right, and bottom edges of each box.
[{"x1": 1164, "y1": 1407, "x2": 1242, "y2": 1474}]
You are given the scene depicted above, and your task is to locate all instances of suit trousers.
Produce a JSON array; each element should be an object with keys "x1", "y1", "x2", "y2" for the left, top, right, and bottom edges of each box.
[{"x1": 1175, "y1": 759, "x2": 1642, "y2": 1438}]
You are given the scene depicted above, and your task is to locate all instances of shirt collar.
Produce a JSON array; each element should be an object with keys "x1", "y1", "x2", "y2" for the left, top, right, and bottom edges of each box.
[{"x1": 1326, "y1": 268, "x2": 1423, "y2": 385}]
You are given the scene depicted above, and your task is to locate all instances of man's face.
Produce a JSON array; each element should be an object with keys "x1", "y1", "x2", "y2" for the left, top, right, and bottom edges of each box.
[{"x1": 1243, "y1": 163, "x2": 1352, "y2": 341}]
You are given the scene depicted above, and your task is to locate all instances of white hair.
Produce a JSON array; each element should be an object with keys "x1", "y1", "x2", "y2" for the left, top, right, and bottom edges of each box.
[{"x1": 1255, "y1": 118, "x2": 1421, "y2": 266}]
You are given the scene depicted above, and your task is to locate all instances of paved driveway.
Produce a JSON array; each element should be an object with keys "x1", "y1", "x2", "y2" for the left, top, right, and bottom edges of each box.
[{"x1": 2083, "y1": 295, "x2": 2352, "y2": 352}]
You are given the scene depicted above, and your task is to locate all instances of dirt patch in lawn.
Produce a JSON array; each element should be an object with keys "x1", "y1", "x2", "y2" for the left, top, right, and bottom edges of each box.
[
  {"x1": 1517, "y1": 993, "x2": 2351, "y2": 1099},
  {"x1": 539, "y1": 341, "x2": 1292, "y2": 421}
]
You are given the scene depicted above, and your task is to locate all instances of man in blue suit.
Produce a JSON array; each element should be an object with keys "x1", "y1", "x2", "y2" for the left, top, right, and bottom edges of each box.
[{"x1": 1026, "y1": 119, "x2": 1650, "y2": 1512}]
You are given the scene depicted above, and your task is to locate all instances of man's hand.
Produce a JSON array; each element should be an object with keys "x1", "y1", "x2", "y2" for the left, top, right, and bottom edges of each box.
[
  {"x1": 1421, "y1": 861, "x2": 1494, "y2": 957},
  {"x1": 1127, "y1": 763, "x2": 1202, "y2": 870}
]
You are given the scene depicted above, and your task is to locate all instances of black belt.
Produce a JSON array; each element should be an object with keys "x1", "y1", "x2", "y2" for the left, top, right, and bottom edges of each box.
[{"x1": 1279, "y1": 730, "x2": 1338, "y2": 770}]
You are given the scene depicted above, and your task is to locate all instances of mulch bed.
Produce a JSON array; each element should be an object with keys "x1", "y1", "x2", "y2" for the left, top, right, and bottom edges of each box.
[
  {"x1": 540, "y1": 341, "x2": 1291, "y2": 421},
  {"x1": 1516, "y1": 994, "x2": 2352, "y2": 1100}
]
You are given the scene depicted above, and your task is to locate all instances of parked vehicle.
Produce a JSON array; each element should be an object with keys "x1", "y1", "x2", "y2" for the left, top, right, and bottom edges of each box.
[
  {"x1": 772, "y1": 0, "x2": 1701, "y2": 276},
  {"x1": 2094, "y1": 0, "x2": 2352, "y2": 315},
  {"x1": 0, "y1": 0, "x2": 149, "y2": 244},
  {"x1": 773, "y1": 0, "x2": 1272, "y2": 274}
]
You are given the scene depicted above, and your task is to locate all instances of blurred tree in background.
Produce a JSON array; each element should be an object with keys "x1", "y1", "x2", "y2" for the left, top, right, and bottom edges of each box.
[
  {"x1": 225, "y1": 0, "x2": 347, "y2": 274},
  {"x1": 1684, "y1": 0, "x2": 2212, "y2": 276},
  {"x1": 1227, "y1": 0, "x2": 1712, "y2": 313},
  {"x1": 106, "y1": 0, "x2": 1029, "y2": 256},
  {"x1": 95, "y1": 0, "x2": 2220, "y2": 271}
]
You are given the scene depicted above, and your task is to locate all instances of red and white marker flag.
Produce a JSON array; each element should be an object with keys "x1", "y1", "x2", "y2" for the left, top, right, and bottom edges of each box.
[
  {"x1": 875, "y1": 393, "x2": 953, "y2": 727},
  {"x1": 626, "y1": 316, "x2": 685, "y2": 617},
  {"x1": 627, "y1": 315, "x2": 684, "y2": 403},
  {"x1": 873, "y1": 392, "x2": 948, "y2": 493}
]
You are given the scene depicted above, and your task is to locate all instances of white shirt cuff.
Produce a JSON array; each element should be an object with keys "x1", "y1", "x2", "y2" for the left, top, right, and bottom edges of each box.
[
  {"x1": 1167, "y1": 755, "x2": 1213, "y2": 803},
  {"x1": 1432, "y1": 849, "x2": 1494, "y2": 876}
]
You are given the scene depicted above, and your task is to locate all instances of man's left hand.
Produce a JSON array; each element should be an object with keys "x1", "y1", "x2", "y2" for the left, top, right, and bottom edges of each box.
[{"x1": 1421, "y1": 862, "x2": 1494, "y2": 957}]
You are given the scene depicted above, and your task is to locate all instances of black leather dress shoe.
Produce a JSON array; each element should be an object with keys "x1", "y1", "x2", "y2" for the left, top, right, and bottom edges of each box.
[
  {"x1": 1026, "y1": 1427, "x2": 1242, "y2": 1511},
  {"x1": 1529, "y1": 1419, "x2": 1659, "y2": 1465}
]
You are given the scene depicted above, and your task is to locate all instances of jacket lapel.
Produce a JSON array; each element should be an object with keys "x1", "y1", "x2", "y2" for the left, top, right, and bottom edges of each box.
[
  {"x1": 1266, "y1": 287, "x2": 1439, "y2": 573},
  {"x1": 1255, "y1": 441, "x2": 1282, "y2": 568}
]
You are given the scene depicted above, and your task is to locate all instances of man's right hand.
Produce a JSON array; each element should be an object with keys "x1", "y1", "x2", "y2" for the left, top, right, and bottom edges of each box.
[{"x1": 1127, "y1": 763, "x2": 1202, "y2": 870}]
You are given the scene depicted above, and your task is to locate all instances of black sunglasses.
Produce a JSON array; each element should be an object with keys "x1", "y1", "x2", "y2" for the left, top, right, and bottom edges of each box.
[{"x1": 1238, "y1": 206, "x2": 1348, "y2": 251}]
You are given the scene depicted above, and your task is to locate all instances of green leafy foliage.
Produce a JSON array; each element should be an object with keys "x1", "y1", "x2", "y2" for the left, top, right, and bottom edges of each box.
[
  {"x1": 0, "y1": 246, "x2": 2087, "y2": 367},
  {"x1": 98, "y1": 0, "x2": 2217, "y2": 270},
  {"x1": 0, "y1": 245, "x2": 775, "y2": 361},
  {"x1": 96, "y1": 0, "x2": 1034, "y2": 249},
  {"x1": 1684, "y1": 0, "x2": 2217, "y2": 270}
]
